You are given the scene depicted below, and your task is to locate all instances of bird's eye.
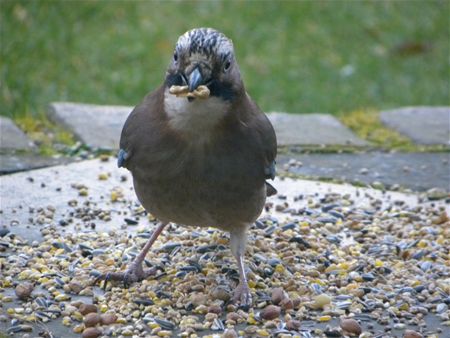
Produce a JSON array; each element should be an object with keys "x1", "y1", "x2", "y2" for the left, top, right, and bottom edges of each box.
[
  {"x1": 223, "y1": 60, "x2": 231, "y2": 72},
  {"x1": 173, "y1": 52, "x2": 178, "y2": 62}
]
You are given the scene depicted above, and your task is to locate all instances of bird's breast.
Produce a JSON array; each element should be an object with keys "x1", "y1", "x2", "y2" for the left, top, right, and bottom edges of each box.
[{"x1": 131, "y1": 140, "x2": 266, "y2": 229}]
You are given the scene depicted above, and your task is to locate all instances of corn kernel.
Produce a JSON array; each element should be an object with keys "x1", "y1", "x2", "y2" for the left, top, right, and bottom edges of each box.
[
  {"x1": 98, "y1": 173, "x2": 108, "y2": 180},
  {"x1": 275, "y1": 264, "x2": 285, "y2": 273},
  {"x1": 317, "y1": 315, "x2": 331, "y2": 322},
  {"x1": 257, "y1": 329, "x2": 270, "y2": 337}
]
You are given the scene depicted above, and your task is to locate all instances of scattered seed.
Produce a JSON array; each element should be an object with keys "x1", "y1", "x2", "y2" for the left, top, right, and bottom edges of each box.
[
  {"x1": 260, "y1": 305, "x2": 280, "y2": 320},
  {"x1": 15, "y1": 282, "x2": 34, "y2": 300},
  {"x1": 82, "y1": 327, "x2": 102, "y2": 338},
  {"x1": 340, "y1": 318, "x2": 362, "y2": 336}
]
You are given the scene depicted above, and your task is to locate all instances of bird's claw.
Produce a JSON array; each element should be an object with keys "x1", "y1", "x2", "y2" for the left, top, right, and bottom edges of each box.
[
  {"x1": 94, "y1": 272, "x2": 129, "y2": 290},
  {"x1": 94, "y1": 264, "x2": 157, "y2": 289},
  {"x1": 232, "y1": 282, "x2": 252, "y2": 308}
]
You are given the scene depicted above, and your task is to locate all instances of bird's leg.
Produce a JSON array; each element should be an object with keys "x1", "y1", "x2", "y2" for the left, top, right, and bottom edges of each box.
[
  {"x1": 95, "y1": 222, "x2": 167, "y2": 288},
  {"x1": 230, "y1": 225, "x2": 252, "y2": 307}
]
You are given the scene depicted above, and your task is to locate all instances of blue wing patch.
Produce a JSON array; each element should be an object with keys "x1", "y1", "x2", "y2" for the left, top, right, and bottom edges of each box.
[
  {"x1": 117, "y1": 149, "x2": 128, "y2": 168},
  {"x1": 264, "y1": 161, "x2": 276, "y2": 180}
]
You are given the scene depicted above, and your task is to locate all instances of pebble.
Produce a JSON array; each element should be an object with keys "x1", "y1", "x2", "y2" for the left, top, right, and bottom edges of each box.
[
  {"x1": 100, "y1": 313, "x2": 118, "y2": 325},
  {"x1": 79, "y1": 303, "x2": 98, "y2": 315},
  {"x1": 82, "y1": 327, "x2": 102, "y2": 338},
  {"x1": 340, "y1": 318, "x2": 362, "y2": 336},
  {"x1": 271, "y1": 287, "x2": 288, "y2": 305},
  {"x1": 84, "y1": 312, "x2": 101, "y2": 327},
  {"x1": 15, "y1": 282, "x2": 34, "y2": 300},
  {"x1": 403, "y1": 330, "x2": 423, "y2": 338},
  {"x1": 260, "y1": 305, "x2": 280, "y2": 320}
]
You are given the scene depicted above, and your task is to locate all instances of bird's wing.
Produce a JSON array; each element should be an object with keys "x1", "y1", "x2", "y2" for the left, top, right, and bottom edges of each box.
[
  {"x1": 257, "y1": 112, "x2": 277, "y2": 180},
  {"x1": 255, "y1": 112, "x2": 278, "y2": 196},
  {"x1": 241, "y1": 95, "x2": 277, "y2": 195},
  {"x1": 246, "y1": 100, "x2": 277, "y2": 179},
  {"x1": 118, "y1": 86, "x2": 166, "y2": 169}
]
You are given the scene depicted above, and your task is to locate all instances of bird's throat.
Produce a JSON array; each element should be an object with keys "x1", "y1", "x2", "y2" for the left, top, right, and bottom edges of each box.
[{"x1": 164, "y1": 88, "x2": 230, "y2": 137}]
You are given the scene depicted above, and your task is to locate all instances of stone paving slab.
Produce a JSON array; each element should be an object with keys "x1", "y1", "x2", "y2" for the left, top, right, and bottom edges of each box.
[
  {"x1": 0, "y1": 116, "x2": 35, "y2": 151},
  {"x1": 268, "y1": 112, "x2": 368, "y2": 146},
  {"x1": 48, "y1": 102, "x2": 369, "y2": 149},
  {"x1": 48, "y1": 102, "x2": 132, "y2": 150},
  {"x1": 0, "y1": 154, "x2": 73, "y2": 174},
  {"x1": 279, "y1": 152, "x2": 450, "y2": 192},
  {"x1": 380, "y1": 106, "x2": 450, "y2": 145}
]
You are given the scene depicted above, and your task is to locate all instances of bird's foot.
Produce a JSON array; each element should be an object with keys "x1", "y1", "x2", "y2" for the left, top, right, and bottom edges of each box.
[
  {"x1": 232, "y1": 282, "x2": 252, "y2": 308},
  {"x1": 94, "y1": 261, "x2": 157, "y2": 289}
]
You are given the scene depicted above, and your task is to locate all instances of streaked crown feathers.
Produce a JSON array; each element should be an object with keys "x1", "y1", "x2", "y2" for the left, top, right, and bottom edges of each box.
[{"x1": 176, "y1": 28, "x2": 234, "y2": 62}]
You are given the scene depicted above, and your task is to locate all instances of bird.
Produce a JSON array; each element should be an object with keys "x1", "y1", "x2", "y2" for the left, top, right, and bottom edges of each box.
[{"x1": 96, "y1": 27, "x2": 277, "y2": 306}]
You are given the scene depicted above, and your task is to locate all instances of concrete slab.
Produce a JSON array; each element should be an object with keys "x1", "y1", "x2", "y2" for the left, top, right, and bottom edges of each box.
[
  {"x1": 0, "y1": 116, "x2": 35, "y2": 150},
  {"x1": 48, "y1": 102, "x2": 131, "y2": 150},
  {"x1": 0, "y1": 159, "x2": 448, "y2": 336},
  {"x1": 0, "y1": 158, "x2": 446, "y2": 243},
  {"x1": 380, "y1": 106, "x2": 450, "y2": 145},
  {"x1": 268, "y1": 112, "x2": 369, "y2": 146},
  {"x1": 48, "y1": 102, "x2": 369, "y2": 149},
  {"x1": 0, "y1": 154, "x2": 73, "y2": 174},
  {"x1": 279, "y1": 152, "x2": 450, "y2": 192}
]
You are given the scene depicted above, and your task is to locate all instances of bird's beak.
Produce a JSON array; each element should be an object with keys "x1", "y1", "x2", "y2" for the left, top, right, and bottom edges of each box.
[{"x1": 188, "y1": 67, "x2": 203, "y2": 92}]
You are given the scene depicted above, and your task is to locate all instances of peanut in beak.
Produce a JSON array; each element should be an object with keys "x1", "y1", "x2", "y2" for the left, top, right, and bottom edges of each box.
[{"x1": 169, "y1": 85, "x2": 210, "y2": 99}]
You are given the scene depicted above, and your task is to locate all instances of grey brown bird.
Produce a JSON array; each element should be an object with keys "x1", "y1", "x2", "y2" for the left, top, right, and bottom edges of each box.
[{"x1": 97, "y1": 28, "x2": 277, "y2": 306}]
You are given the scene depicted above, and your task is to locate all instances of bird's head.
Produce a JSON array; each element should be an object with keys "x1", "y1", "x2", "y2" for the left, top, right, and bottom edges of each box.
[{"x1": 165, "y1": 28, "x2": 243, "y2": 102}]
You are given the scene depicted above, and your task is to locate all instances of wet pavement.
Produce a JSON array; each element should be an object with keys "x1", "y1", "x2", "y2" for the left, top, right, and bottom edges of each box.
[{"x1": 278, "y1": 152, "x2": 450, "y2": 192}]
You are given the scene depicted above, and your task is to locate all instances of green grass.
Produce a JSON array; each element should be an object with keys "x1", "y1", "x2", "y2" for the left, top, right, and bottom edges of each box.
[{"x1": 1, "y1": 0, "x2": 449, "y2": 123}]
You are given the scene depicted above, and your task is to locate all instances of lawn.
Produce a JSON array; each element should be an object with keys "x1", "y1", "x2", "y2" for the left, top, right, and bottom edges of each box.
[{"x1": 1, "y1": 0, "x2": 449, "y2": 122}]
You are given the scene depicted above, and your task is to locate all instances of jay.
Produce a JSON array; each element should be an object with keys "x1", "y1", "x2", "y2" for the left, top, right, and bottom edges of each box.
[{"x1": 97, "y1": 28, "x2": 277, "y2": 306}]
